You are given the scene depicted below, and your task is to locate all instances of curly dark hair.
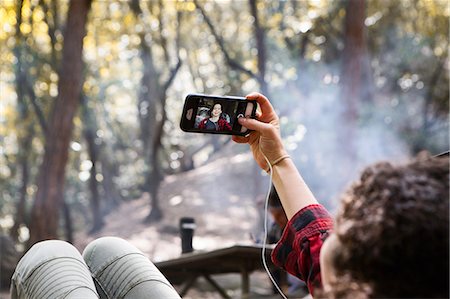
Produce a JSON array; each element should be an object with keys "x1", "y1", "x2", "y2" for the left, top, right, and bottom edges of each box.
[{"x1": 328, "y1": 154, "x2": 449, "y2": 298}]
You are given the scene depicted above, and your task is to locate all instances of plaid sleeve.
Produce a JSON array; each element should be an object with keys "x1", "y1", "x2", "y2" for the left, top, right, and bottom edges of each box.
[{"x1": 271, "y1": 204, "x2": 333, "y2": 296}]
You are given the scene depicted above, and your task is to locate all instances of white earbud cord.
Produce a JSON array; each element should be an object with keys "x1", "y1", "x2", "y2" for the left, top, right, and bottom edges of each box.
[{"x1": 261, "y1": 153, "x2": 288, "y2": 299}]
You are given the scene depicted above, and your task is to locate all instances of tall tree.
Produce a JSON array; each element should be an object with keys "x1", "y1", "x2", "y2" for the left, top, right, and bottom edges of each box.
[
  {"x1": 81, "y1": 95, "x2": 103, "y2": 233},
  {"x1": 131, "y1": 0, "x2": 182, "y2": 222},
  {"x1": 340, "y1": 0, "x2": 367, "y2": 160},
  {"x1": 28, "y1": 0, "x2": 92, "y2": 245},
  {"x1": 10, "y1": 0, "x2": 29, "y2": 242},
  {"x1": 10, "y1": 0, "x2": 44, "y2": 242},
  {"x1": 249, "y1": 0, "x2": 268, "y2": 96}
]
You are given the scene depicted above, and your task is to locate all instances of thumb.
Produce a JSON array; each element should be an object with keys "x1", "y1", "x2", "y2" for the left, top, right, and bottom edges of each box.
[{"x1": 239, "y1": 117, "x2": 272, "y2": 133}]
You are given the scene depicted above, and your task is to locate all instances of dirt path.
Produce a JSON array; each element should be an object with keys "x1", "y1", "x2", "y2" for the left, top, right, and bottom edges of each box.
[{"x1": 74, "y1": 149, "x2": 266, "y2": 260}]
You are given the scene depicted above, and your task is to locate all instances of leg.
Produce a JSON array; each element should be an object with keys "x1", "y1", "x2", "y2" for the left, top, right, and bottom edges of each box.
[
  {"x1": 10, "y1": 240, "x2": 98, "y2": 299},
  {"x1": 240, "y1": 268, "x2": 250, "y2": 299},
  {"x1": 83, "y1": 237, "x2": 181, "y2": 299}
]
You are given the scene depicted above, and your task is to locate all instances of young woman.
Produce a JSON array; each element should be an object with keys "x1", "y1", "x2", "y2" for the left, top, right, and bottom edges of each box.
[
  {"x1": 233, "y1": 92, "x2": 449, "y2": 298},
  {"x1": 198, "y1": 103, "x2": 232, "y2": 131}
]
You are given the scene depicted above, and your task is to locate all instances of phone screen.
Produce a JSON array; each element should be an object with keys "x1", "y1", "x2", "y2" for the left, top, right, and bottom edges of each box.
[{"x1": 180, "y1": 94, "x2": 257, "y2": 136}]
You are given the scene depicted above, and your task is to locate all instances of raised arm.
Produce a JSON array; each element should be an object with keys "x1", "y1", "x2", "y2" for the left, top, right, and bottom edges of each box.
[{"x1": 232, "y1": 92, "x2": 318, "y2": 219}]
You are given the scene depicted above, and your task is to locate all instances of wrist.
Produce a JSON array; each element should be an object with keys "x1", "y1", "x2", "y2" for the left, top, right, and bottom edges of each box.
[{"x1": 265, "y1": 153, "x2": 291, "y2": 173}]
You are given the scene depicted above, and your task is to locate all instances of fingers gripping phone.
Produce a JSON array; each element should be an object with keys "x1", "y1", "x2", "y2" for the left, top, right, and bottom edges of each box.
[{"x1": 180, "y1": 94, "x2": 257, "y2": 136}]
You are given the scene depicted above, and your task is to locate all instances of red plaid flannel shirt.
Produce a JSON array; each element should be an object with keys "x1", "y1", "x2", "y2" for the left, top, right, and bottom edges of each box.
[
  {"x1": 198, "y1": 118, "x2": 232, "y2": 131},
  {"x1": 271, "y1": 204, "x2": 333, "y2": 296}
]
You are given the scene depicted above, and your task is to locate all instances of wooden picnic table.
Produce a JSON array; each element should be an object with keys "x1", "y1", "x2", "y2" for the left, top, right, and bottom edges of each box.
[{"x1": 155, "y1": 244, "x2": 274, "y2": 298}]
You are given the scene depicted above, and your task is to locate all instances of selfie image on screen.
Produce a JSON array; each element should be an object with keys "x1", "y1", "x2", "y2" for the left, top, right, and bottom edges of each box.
[{"x1": 194, "y1": 99, "x2": 237, "y2": 132}]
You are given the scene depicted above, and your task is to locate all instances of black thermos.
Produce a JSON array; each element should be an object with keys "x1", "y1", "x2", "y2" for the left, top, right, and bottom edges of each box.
[{"x1": 179, "y1": 217, "x2": 196, "y2": 253}]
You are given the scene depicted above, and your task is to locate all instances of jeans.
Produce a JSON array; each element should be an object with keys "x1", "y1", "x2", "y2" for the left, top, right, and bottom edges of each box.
[{"x1": 10, "y1": 237, "x2": 181, "y2": 299}]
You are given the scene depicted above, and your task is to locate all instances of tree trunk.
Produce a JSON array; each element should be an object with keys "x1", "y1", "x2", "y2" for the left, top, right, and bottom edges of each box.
[
  {"x1": 137, "y1": 36, "x2": 162, "y2": 222},
  {"x1": 131, "y1": 1, "x2": 162, "y2": 221},
  {"x1": 100, "y1": 157, "x2": 123, "y2": 213},
  {"x1": 146, "y1": 149, "x2": 163, "y2": 222},
  {"x1": 249, "y1": 0, "x2": 268, "y2": 96},
  {"x1": 10, "y1": 133, "x2": 31, "y2": 242},
  {"x1": 0, "y1": 235, "x2": 20, "y2": 289},
  {"x1": 61, "y1": 200, "x2": 74, "y2": 243},
  {"x1": 10, "y1": 0, "x2": 29, "y2": 242},
  {"x1": 85, "y1": 126, "x2": 103, "y2": 233},
  {"x1": 145, "y1": 60, "x2": 182, "y2": 222},
  {"x1": 145, "y1": 91, "x2": 165, "y2": 222},
  {"x1": 28, "y1": 0, "x2": 92, "y2": 246},
  {"x1": 81, "y1": 96, "x2": 104, "y2": 233},
  {"x1": 340, "y1": 0, "x2": 366, "y2": 161},
  {"x1": 131, "y1": 1, "x2": 181, "y2": 222}
]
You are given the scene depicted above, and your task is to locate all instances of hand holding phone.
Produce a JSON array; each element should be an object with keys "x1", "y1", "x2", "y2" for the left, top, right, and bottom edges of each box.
[
  {"x1": 231, "y1": 92, "x2": 290, "y2": 173},
  {"x1": 180, "y1": 93, "x2": 257, "y2": 136}
]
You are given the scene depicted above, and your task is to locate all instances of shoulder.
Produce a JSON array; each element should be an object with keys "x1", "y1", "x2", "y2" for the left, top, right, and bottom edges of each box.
[
  {"x1": 218, "y1": 118, "x2": 231, "y2": 126},
  {"x1": 198, "y1": 118, "x2": 208, "y2": 128}
]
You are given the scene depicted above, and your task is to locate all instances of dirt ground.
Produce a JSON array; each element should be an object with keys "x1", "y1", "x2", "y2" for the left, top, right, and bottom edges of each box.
[{"x1": 75, "y1": 148, "x2": 266, "y2": 261}]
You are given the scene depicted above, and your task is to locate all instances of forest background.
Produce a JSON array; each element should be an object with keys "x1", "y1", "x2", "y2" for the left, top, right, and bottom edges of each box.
[{"x1": 0, "y1": 0, "x2": 448, "y2": 292}]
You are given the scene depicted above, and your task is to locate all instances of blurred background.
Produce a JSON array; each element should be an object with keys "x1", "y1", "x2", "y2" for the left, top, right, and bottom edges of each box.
[{"x1": 0, "y1": 0, "x2": 448, "y2": 296}]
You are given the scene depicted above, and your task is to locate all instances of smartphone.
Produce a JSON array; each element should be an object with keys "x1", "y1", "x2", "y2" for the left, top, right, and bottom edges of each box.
[{"x1": 180, "y1": 93, "x2": 257, "y2": 136}]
